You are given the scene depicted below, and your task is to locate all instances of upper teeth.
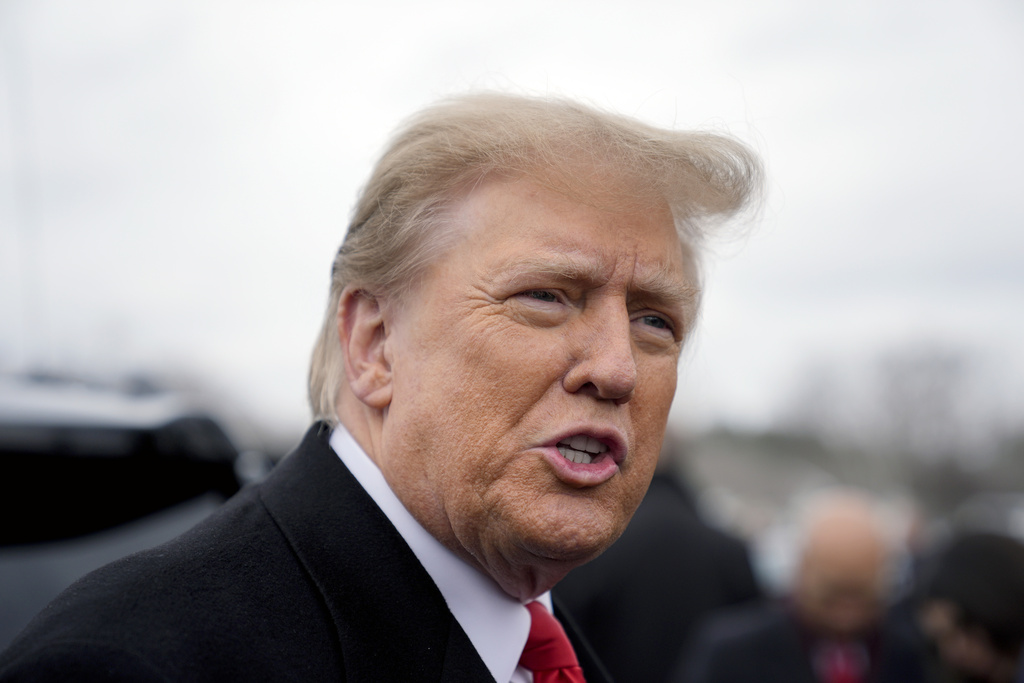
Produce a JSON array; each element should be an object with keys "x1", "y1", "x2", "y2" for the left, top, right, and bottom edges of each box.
[{"x1": 557, "y1": 435, "x2": 608, "y2": 465}]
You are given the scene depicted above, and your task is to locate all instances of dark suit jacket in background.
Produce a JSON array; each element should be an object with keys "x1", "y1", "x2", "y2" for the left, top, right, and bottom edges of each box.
[
  {"x1": 672, "y1": 602, "x2": 931, "y2": 683},
  {"x1": 555, "y1": 473, "x2": 762, "y2": 683},
  {"x1": 0, "y1": 423, "x2": 611, "y2": 683}
]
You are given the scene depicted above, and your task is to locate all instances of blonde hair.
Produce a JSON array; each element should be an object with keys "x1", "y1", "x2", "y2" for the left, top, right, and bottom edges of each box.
[{"x1": 309, "y1": 92, "x2": 763, "y2": 424}]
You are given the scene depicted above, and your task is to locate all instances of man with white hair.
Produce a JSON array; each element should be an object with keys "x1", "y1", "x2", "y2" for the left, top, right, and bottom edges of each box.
[
  {"x1": 676, "y1": 489, "x2": 930, "y2": 683},
  {"x1": 1, "y1": 93, "x2": 761, "y2": 682}
]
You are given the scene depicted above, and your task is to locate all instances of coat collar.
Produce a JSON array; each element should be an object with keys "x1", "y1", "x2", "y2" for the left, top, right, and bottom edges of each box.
[
  {"x1": 258, "y1": 423, "x2": 493, "y2": 681},
  {"x1": 257, "y1": 423, "x2": 612, "y2": 683}
]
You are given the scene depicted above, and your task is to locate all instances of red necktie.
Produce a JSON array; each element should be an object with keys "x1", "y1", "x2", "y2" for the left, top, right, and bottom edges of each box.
[
  {"x1": 821, "y1": 642, "x2": 864, "y2": 683},
  {"x1": 519, "y1": 602, "x2": 587, "y2": 683}
]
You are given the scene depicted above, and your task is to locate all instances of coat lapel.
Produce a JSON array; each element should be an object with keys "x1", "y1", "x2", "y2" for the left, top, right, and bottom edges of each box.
[
  {"x1": 260, "y1": 425, "x2": 612, "y2": 682},
  {"x1": 258, "y1": 424, "x2": 494, "y2": 681}
]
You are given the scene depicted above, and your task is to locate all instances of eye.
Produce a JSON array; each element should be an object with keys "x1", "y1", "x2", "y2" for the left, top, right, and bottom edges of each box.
[
  {"x1": 641, "y1": 314, "x2": 670, "y2": 330},
  {"x1": 522, "y1": 290, "x2": 559, "y2": 303},
  {"x1": 510, "y1": 288, "x2": 570, "y2": 328},
  {"x1": 632, "y1": 311, "x2": 681, "y2": 343}
]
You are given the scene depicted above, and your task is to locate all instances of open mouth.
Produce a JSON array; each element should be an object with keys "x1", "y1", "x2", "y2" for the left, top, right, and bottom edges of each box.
[{"x1": 556, "y1": 435, "x2": 608, "y2": 465}]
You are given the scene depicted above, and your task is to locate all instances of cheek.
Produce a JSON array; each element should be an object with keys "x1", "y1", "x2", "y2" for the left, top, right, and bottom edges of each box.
[
  {"x1": 645, "y1": 357, "x2": 680, "y2": 405},
  {"x1": 389, "y1": 323, "x2": 562, "y2": 481},
  {"x1": 631, "y1": 360, "x2": 678, "y2": 445},
  {"x1": 439, "y1": 323, "x2": 567, "y2": 419}
]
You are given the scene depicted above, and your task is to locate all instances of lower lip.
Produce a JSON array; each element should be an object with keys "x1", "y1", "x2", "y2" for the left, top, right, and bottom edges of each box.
[{"x1": 540, "y1": 446, "x2": 620, "y2": 487}]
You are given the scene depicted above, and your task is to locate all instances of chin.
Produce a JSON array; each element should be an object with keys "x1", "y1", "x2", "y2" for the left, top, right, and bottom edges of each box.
[
  {"x1": 484, "y1": 518, "x2": 626, "y2": 600},
  {"x1": 521, "y1": 518, "x2": 624, "y2": 566}
]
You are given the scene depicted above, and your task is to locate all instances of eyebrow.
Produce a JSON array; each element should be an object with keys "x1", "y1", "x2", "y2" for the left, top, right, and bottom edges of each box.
[{"x1": 497, "y1": 252, "x2": 700, "y2": 307}]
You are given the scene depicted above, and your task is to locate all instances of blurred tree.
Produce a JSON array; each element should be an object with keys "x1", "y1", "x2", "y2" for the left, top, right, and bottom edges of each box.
[{"x1": 771, "y1": 342, "x2": 1023, "y2": 518}]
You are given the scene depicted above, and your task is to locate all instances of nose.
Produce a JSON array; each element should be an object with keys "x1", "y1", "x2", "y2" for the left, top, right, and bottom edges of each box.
[{"x1": 562, "y1": 305, "x2": 637, "y2": 404}]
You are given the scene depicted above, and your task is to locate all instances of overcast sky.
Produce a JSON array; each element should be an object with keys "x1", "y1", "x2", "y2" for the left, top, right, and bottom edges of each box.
[{"x1": 2, "y1": 0, "x2": 1022, "y2": 439}]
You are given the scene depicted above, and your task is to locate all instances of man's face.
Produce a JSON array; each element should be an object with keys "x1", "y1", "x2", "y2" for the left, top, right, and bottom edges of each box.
[
  {"x1": 796, "y1": 572, "x2": 884, "y2": 640},
  {"x1": 795, "y1": 546, "x2": 885, "y2": 639},
  {"x1": 373, "y1": 175, "x2": 695, "y2": 599}
]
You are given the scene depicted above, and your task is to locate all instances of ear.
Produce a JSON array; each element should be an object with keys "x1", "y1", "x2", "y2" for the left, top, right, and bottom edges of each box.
[{"x1": 337, "y1": 287, "x2": 393, "y2": 410}]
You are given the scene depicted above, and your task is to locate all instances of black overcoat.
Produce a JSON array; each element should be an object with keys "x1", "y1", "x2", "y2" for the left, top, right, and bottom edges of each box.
[
  {"x1": 672, "y1": 602, "x2": 929, "y2": 683},
  {"x1": 0, "y1": 424, "x2": 611, "y2": 683}
]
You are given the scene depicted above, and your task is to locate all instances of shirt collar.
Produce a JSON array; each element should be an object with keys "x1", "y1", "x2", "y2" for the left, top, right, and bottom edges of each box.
[{"x1": 329, "y1": 424, "x2": 549, "y2": 683}]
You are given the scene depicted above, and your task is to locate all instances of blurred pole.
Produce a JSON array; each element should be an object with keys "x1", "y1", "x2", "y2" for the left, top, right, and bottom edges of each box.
[{"x1": 1, "y1": 0, "x2": 47, "y2": 371}]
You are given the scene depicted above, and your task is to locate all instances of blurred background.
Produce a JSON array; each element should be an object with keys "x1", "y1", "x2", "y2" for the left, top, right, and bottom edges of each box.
[{"x1": 1, "y1": 0, "x2": 1022, "y2": 654}]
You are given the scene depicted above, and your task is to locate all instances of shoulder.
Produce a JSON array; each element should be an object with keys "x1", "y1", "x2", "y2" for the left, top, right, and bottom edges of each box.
[
  {"x1": 1, "y1": 464, "x2": 343, "y2": 681},
  {"x1": 873, "y1": 609, "x2": 933, "y2": 683},
  {"x1": 0, "y1": 424, "x2": 467, "y2": 682},
  {"x1": 674, "y1": 603, "x2": 807, "y2": 683},
  {"x1": 694, "y1": 602, "x2": 793, "y2": 650},
  {"x1": 1, "y1": 639, "x2": 174, "y2": 683}
]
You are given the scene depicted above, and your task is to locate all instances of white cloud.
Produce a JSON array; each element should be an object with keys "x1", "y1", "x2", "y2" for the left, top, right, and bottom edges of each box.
[{"x1": 2, "y1": 0, "x2": 1022, "y2": 436}]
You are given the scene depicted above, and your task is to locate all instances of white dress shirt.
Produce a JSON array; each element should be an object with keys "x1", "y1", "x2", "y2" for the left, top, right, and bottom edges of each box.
[{"x1": 330, "y1": 425, "x2": 550, "y2": 683}]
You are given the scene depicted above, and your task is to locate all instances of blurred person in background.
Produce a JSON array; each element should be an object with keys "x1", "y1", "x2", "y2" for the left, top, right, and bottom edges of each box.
[
  {"x1": 555, "y1": 430, "x2": 762, "y2": 683},
  {"x1": 673, "y1": 488, "x2": 930, "y2": 683},
  {"x1": 918, "y1": 532, "x2": 1024, "y2": 683},
  {"x1": 0, "y1": 93, "x2": 762, "y2": 682}
]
